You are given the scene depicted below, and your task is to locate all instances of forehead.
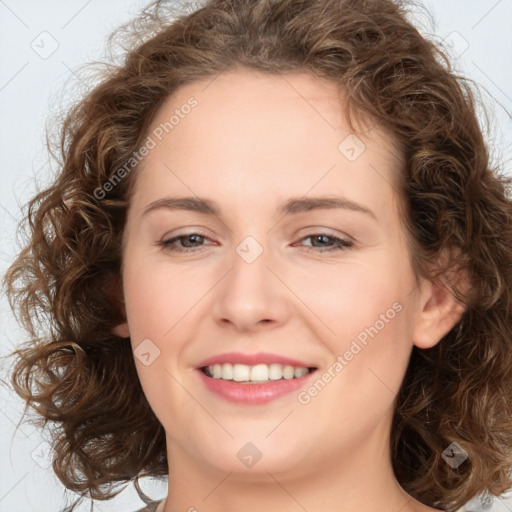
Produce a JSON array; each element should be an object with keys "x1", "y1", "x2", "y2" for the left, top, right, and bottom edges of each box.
[
  {"x1": 131, "y1": 68, "x2": 403, "y2": 222},
  {"x1": 144, "y1": 68, "x2": 400, "y2": 158}
]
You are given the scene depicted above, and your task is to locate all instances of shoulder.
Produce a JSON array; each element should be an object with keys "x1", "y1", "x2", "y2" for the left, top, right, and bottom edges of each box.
[
  {"x1": 406, "y1": 499, "x2": 448, "y2": 512},
  {"x1": 133, "y1": 500, "x2": 164, "y2": 512}
]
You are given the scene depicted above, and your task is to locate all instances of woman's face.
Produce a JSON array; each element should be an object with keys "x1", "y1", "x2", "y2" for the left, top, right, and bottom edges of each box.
[{"x1": 115, "y1": 69, "x2": 458, "y2": 479}]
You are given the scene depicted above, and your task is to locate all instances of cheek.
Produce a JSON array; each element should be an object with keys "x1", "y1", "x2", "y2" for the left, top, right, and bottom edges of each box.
[
  {"x1": 121, "y1": 258, "x2": 204, "y2": 427},
  {"x1": 288, "y1": 256, "x2": 413, "y2": 393},
  {"x1": 122, "y1": 258, "x2": 198, "y2": 343},
  {"x1": 301, "y1": 282, "x2": 412, "y2": 439},
  {"x1": 283, "y1": 255, "x2": 404, "y2": 340}
]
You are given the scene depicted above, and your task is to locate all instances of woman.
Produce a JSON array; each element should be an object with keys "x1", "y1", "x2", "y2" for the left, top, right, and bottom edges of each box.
[{"x1": 4, "y1": 0, "x2": 512, "y2": 511}]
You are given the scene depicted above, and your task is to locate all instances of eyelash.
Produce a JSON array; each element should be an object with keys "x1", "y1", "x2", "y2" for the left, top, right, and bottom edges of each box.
[{"x1": 157, "y1": 231, "x2": 354, "y2": 254}]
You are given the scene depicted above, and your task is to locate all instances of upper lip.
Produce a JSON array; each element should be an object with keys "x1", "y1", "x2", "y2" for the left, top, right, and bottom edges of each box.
[{"x1": 195, "y1": 352, "x2": 318, "y2": 369}]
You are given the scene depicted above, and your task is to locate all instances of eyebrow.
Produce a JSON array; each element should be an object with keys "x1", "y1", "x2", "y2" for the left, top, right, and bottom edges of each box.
[{"x1": 142, "y1": 195, "x2": 377, "y2": 220}]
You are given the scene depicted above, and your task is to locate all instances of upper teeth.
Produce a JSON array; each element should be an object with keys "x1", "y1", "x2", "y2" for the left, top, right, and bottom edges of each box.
[{"x1": 205, "y1": 363, "x2": 311, "y2": 382}]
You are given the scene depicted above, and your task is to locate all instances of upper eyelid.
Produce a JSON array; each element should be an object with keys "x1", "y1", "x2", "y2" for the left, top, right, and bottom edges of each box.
[
  {"x1": 161, "y1": 230, "x2": 353, "y2": 246},
  {"x1": 161, "y1": 225, "x2": 352, "y2": 238}
]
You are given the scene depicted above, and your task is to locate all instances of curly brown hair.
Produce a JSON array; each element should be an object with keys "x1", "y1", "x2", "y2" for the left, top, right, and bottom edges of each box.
[{"x1": 3, "y1": 0, "x2": 512, "y2": 510}]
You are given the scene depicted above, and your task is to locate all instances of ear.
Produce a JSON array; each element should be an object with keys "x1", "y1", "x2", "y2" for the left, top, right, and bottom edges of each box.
[
  {"x1": 112, "y1": 309, "x2": 130, "y2": 339},
  {"x1": 412, "y1": 251, "x2": 469, "y2": 349},
  {"x1": 105, "y1": 276, "x2": 130, "y2": 339}
]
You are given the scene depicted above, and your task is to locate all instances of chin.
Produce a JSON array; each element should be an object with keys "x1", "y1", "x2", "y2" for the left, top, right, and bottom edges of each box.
[{"x1": 195, "y1": 435, "x2": 312, "y2": 476}]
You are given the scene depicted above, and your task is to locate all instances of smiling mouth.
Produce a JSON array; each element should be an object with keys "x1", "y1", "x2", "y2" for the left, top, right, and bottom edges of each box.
[{"x1": 200, "y1": 363, "x2": 317, "y2": 384}]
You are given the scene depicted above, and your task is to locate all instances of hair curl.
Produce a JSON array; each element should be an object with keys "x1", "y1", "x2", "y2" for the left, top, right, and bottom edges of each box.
[{"x1": 3, "y1": 0, "x2": 512, "y2": 510}]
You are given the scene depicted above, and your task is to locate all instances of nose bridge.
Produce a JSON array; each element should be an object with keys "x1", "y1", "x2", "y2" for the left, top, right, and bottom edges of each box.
[
  {"x1": 212, "y1": 232, "x2": 288, "y2": 329},
  {"x1": 230, "y1": 233, "x2": 273, "y2": 305}
]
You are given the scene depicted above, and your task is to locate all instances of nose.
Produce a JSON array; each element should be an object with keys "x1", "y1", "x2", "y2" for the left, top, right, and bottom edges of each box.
[{"x1": 211, "y1": 238, "x2": 291, "y2": 334}]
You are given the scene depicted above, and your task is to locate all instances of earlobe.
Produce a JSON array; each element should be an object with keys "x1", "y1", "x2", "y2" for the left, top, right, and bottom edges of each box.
[
  {"x1": 112, "y1": 321, "x2": 130, "y2": 338},
  {"x1": 412, "y1": 271, "x2": 468, "y2": 350},
  {"x1": 105, "y1": 277, "x2": 131, "y2": 339},
  {"x1": 111, "y1": 295, "x2": 131, "y2": 338}
]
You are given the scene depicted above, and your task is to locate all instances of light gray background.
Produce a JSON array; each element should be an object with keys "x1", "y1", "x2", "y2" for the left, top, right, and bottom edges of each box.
[{"x1": 0, "y1": 1, "x2": 511, "y2": 511}]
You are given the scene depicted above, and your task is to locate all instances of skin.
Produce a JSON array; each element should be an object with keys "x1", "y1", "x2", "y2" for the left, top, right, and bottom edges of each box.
[{"x1": 113, "y1": 68, "x2": 466, "y2": 512}]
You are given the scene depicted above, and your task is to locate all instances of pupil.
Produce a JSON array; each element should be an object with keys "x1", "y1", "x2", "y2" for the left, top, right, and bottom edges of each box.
[{"x1": 184, "y1": 235, "x2": 202, "y2": 247}]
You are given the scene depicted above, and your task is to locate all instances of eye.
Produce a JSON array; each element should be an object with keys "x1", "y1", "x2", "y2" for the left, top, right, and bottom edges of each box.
[
  {"x1": 157, "y1": 231, "x2": 354, "y2": 254},
  {"x1": 298, "y1": 233, "x2": 354, "y2": 253},
  {"x1": 157, "y1": 231, "x2": 212, "y2": 253}
]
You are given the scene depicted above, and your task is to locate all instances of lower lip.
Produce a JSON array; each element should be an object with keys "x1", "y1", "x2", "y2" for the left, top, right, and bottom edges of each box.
[{"x1": 195, "y1": 369, "x2": 317, "y2": 405}]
